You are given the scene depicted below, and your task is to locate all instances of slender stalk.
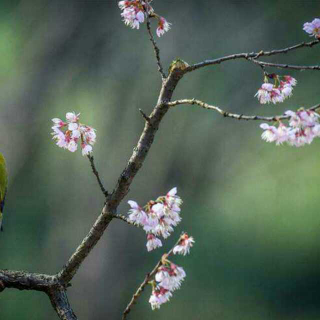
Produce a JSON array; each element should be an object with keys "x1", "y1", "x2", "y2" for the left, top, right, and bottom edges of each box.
[
  {"x1": 185, "y1": 39, "x2": 320, "y2": 73},
  {"x1": 88, "y1": 155, "x2": 108, "y2": 197},
  {"x1": 122, "y1": 239, "x2": 180, "y2": 320},
  {"x1": 167, "y1": 99, "x2": 320, "y2": 122}
]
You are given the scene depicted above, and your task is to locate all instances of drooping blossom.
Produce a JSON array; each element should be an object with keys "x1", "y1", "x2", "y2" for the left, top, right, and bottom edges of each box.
[
  {"x1": 149, "y1": 286, "x2": 172, "y2": 310},
  {"x1": 155, "y1": 264, "x2": 185, "y2": 291},
  {"x1": 255, "y1": 83, "x2": 283, "y2": 104},
  {"x1": 173, "y1": 233, "x2": 195, "y2": 256},
  {"x1": 52, "y1": 112, "x2": 96, "y2": 156},
  {"x1": 146, "y1": 234, "x2": 163, "y2": 251},
  {"x1": 260, "y1": 109, "x2": 320, "y2": 147},
  {"x1": 149, "y1": 261, "x2": 187, "y2": 310},
  {"x1": 128, "y1": 200, "x2": 148, "y2": 225},
  {"x1": 118, "y1": 1, "x2": 171, "y2": 37},
  {"x1": 255, "y1": 76, "x2": 297, "y2": 105},
  {"x1": 303, "y1": 18, "x2": 320, "y2": 38},
  {"x1": 119, "y1": 1, "x2": 145, "y2": 30},
  {"x1": 156, "y1": 17, "x2": 171, "y2": 37},
  {"x1": 127, "y1": 187, "x2": 183, "y2": 251}
]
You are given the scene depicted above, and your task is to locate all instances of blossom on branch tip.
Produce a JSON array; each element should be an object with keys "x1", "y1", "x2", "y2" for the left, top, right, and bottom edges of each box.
[
  {"x1": 260, "y1": 109, "x2": 320, "y2": 147},
  {"x1": 51, "y1": 112, "x2": 96, "y2": 156},
  {"x1": 149, "y1": 287, "x2": 172, "y2": 310},
  {"x1": 149, "y1": 261, "x2": 187, "y2": 310},
  {"x1": 255, "y1": 75, "x2": 297, "y2": 105},
  {"x1": 173, "y1": 233, "x2": 195, "y2": 256},
  {"x1": 118, "y1": 1, "x2": 147, "y2": 30},
  {"x1": 303, "y1": 18, "x2": 320, "y2": 38},
  {"x1": 118, "y1": 1, "x2": 171, "y2": 37},
  {"x1": 255, "y1": 83, "x2": 282, "y2": 104},
  {"x1": 146, "y1": 234, "x2": 162, "y2": 251},
  {"x1": 156, "y1": 17, "x2": 171, "y2": 37}
]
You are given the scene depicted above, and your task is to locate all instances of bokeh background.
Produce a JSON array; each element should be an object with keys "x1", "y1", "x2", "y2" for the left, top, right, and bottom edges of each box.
[{"x1": 0, "y1": 1, "x2": 320, "y2": 319}]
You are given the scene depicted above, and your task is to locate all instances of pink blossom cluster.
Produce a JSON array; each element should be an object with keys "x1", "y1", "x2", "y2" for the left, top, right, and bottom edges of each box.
[
  {"x1": 52, "y1": 112, "x2": 96, "y2": 156},
  {"x1": 149, "y1": 233, "x2": 194, "y2": 310},
  {"x1": 303, "y1": 18, "x2": 320, "y2": 38},
  {"x1": 119, "y1": 0, "x2": 145, "y2": 29},
  {"x1": 260, "y1": 109, "x2": 320, "y2": 147},
  {"x1": 156, "y1": 17, "x2": 171, "y2": 37},
  {"x1": 118, "y1": 1, "x2": 171, "y2": 37},
  {"x1": 127, "y1": 187, "x2": 182, "y2": 251},
  {"x1": 173, "y1": 233, "x2": 195, "y2": 256},
  {"x1": 255, "y1": 76, "x2": 297, "y2": 105},
  {"x1": 149, "y1": 262, "x2": 186, "y2": 310}
]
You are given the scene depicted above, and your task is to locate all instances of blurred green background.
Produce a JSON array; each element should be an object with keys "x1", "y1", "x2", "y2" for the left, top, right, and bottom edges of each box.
[{"x1": 0, "y1": 0, "x2": 320, "y2": 319}]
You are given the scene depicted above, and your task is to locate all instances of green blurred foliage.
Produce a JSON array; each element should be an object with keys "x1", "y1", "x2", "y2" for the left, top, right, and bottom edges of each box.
[{"x1": 0, "y1": 0, "x2": 320, "y2": 319}]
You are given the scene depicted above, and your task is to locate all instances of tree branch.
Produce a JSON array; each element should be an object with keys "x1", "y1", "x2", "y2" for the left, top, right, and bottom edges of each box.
[
  {"x1": 146, "y1": 16, "x2": 166, "y2": 80},
  {"x1": 0, "y1": 270, "x2": 57, "y2": 292},
  {"x1": 47, "y1": 287, "x2": 78, "y2": 320},
  {"x1": 185, "y1": 39, "x2": 320, "y2": 73},
  {"x1": 88, "y1": 155, "x2": 108, "y2": 197},
  {"x1": 167, "y1": 99, "x2": 320, "y2": 122},
  {"x1": 249, "y1": 59, "x2": 320, "y2": 71}
]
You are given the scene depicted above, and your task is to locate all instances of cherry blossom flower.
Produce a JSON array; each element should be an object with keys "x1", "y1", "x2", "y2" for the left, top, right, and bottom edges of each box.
[
  {"x1": 260, "y1": 109, "x2": 320, "y2": 147},
  {"x1": 118, "y1": 1, "x2": 171, "y2": 37},
  {"x1": 156, "y1": 264, "x2": 186, "y2": 291},
  {"x1": 283, "y1": 76, "x2": 297, "y2": 87},
  {"x1": 156, "y1": 17, "x2": 171, "y2": 37},
  {"x1": 121, "y1": 6, "x2": 145, "y2": 29},
  {"x1": 118, "y1": 1, "x2": 147, "y2": 30},
  {"x1": 52, "y1": 112, "x2": 96, "y2": 156},
  {"x1": 260, "y1": 123, "x2": 278, "y2": 143},
  {"x1": 255, "y1": 83, "x2": 282, "y2": 104},
  {"x1": 303, "y1": 18, "x2": 320, "y2": 38},
  {"x1": 173, "y1": 233, "x2": 195, "y2": 256},
  {"x1": 149, "y1": 261, "x2": 187, "y2": 310},
  {"x1": 255, "y1": 76, "x2": 297, "y2": 105},
  {"x1": 127, "y1": 187, "x2": 183, "y2": 251},
  {"x1": 146, "y1": 234, "x2": 162, "y2": 251},
  {"x1": 149, "y1": 287, "x2": 172, "y2": 310},
  {"x1": 127, "y1": 200, "x2": 148, "y2": 225}
]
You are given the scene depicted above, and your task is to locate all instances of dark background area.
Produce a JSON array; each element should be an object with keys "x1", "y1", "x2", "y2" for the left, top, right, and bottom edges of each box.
[{"x1": 0, "y1": 1, "x2": 320, "y2": 319}]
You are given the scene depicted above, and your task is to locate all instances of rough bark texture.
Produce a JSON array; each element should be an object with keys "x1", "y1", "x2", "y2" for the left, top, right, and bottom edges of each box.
[
  {"x1": 48, "y1": 287, "x2": 78, "y2": 320},
  {"x1": 0, "y1": 270, "x2": 57, "y2": 292}
]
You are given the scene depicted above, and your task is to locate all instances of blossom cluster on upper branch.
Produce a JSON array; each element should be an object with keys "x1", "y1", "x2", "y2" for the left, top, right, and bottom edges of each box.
[{"x1": 118, "y1": 0, "x2": 171, "y2": 36}]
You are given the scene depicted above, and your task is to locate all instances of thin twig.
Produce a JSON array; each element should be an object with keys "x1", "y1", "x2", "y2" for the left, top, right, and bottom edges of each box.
[
  {"x1": 146, "y1": 15, "x2": 166, "y2": 80},
  {"x1": 185, "y1": 39, "x2": 320, "y2": 73},
  {"x1": 139, "y1": 108, "x2": 151, "y2": 123},
  {"x1": 249, "y1": 58, "x2": 320, "y2": 71},
  {"x1": 122, "y1": 238, "x2": 180, "y2": 320},
  {"x1": 166, "y1": 99, "x2": 320, "y2": 122},
  {"x1": 112, "y1": 213, "x2": 141, "y2": 228},
  {"x1": 87, "y1": 155, "x2": 108, "y2": 197}
]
